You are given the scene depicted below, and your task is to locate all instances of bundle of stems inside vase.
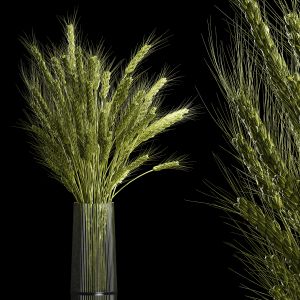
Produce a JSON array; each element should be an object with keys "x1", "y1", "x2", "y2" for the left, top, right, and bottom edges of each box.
[
  {"x1": 22, "y1": 23, "x2": 191, "y2": 204},
  {"x1": 207, "y1": 0, "x2": 300, "y2": 298}
]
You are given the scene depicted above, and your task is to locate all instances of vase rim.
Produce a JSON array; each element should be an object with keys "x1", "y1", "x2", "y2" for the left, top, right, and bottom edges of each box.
[{"x1": 73, "y1": 202, "x2": 114, "y2": 206}]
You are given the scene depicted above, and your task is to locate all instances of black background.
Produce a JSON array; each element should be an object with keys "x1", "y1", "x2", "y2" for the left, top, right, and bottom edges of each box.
[{"x1": 6, "y1": 0, "x2": 248, "y2": 299}]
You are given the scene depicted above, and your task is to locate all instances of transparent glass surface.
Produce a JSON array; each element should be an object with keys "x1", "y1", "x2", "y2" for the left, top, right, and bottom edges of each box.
[{"x1": 71, "y1": 203, "x2": 117, "y2": 299}]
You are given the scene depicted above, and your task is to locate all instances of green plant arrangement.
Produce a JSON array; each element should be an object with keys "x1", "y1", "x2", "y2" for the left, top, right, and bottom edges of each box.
[
  {"x1": 205, "y1": 0, "x2": 300, "y2": 299},
  {"x1": 21, "y1": 23, "x2": 192, "y2": 204},
  {"x1": 20, "y1": 21, "x2": 193, "y2": 299}
]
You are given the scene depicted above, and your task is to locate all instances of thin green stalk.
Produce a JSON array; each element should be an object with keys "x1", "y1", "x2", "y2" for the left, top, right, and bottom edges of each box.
[{"x1": 112, "y1": 170, "x2": 153, "y2": 198}]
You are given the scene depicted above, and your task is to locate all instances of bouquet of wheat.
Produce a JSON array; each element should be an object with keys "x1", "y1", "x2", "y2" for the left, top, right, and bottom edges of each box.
[{"x1": 21, "y1": 22, "x2": 193, "y2": 299}]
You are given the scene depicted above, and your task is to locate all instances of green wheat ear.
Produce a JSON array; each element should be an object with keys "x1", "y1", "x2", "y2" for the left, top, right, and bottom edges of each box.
[
  {"x1": 205, "y1": 0, "x2": 300, "y2": 299},
  {"x1": 20, "y1": 21, "x2": 194, "y2": 204}
]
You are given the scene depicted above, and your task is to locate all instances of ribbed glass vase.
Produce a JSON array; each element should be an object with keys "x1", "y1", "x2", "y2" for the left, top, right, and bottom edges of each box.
[{"x1": 71, "y1": 202, "x2": 117, "y2": 299}]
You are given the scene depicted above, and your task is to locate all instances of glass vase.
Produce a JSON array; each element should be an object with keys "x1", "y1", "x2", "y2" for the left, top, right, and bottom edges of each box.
[{"x1": 71, "y1": 202, "x2": 117, "y2": 299}]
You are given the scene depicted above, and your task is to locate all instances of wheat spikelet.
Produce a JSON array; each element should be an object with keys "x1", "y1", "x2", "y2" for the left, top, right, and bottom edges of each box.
[
  {"x1": 66, "y1": 24, "x2": 76, "y2": 72},
  {"x1": 152, "y1": 161, "x2": 180, "y2": 171},
  {"x1": 100, "y1": 70, "x2": 111, "y2": 99},
  {"x1": 285, "y1": 12, "x2": 300, "y2": 63},
  {"x1": 125, "y1": 44, "x2": 152, "y2": 75},
  {"x1": 136, "y1": 108, "x2": 189, "y2": 147}
]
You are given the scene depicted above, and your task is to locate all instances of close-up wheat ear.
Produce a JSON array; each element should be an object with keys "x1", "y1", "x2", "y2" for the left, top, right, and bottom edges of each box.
[
  {"x1": 202, "y1": 0, "x2": 300, "y2": 299},
  {"x1": 20, "y1": 22, "x2": 194, "y2": 204}
]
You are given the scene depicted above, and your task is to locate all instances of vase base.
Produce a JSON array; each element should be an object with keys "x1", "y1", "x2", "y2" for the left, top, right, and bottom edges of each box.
[
  {"x1": 72, "y1": 297, "x2": 116, "y2": 300},
  {"x1": 71, "y1": 292, "x2": 116, "y2": 300}
]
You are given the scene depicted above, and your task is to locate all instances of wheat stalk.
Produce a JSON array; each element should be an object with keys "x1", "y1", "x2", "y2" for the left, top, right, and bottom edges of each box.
[
  {"x1": 206, "y1": 0, "x2": 300, "y2": 299},
  {"x1": 21, "y1": 22, "x2": 193, "y2": 204}
]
